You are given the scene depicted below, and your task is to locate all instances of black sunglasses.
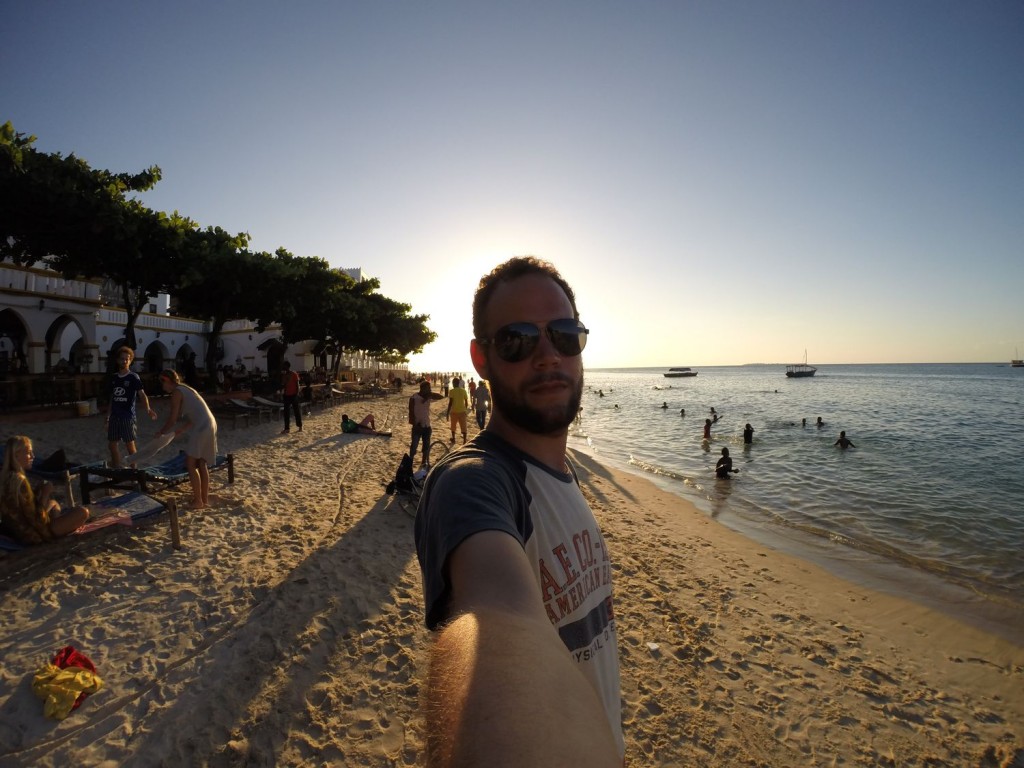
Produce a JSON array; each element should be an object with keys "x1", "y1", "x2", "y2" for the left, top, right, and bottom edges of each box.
[{"x1": 478, "y1": 318, "x2": 589, "y2": 363}]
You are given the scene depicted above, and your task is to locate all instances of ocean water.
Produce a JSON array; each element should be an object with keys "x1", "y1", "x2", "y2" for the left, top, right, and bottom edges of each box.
[{"x1": 568, "y1": 364, "x2": 1024, "y2": 631}]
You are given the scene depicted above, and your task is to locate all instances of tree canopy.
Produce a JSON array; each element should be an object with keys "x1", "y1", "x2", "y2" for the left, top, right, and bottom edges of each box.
[{"x1": 0, "y1": 121, "x2": 436, "y2": 370}]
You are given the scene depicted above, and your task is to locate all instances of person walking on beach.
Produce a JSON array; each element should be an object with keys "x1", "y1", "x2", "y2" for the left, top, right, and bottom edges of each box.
[
  {"x1": 415, "y1": 256, "x2": 623, "y2": 765},
  {"x1": 445, "y1": 376, "x2": 470, "y2": 444},
  {"x1": 0, "y1": 435, "x2": 90, "y2": 544},
  {"x1": 156, "y1": 370, "x2": 218, "y2": 510},
  {"x1": 716, "y1": 447, "x2": 739, "y2": 478},
  {"x1": 279, "y1": 361, "x2": 302, "y2": 434},
  {"x1": 834, "y1": 430, "x2": 856, "y2": 449},
  {"x1": 107, "y1": 346, "x2": 157, "y2": 468},
  {"x1": 743, "y1": 423, "x2": 754, "y2": 444},
  {"x1": 472, "y1": 378, "x2": 491, "y2": 430},
  {"x1": 409, "y1": 380, "x2": 442, "y2": 466}
]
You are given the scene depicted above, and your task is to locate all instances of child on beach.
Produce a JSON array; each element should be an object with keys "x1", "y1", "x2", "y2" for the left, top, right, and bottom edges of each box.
[
  {"x1": 107, "y1": 346, "x2": 157, "y2": 467},
  {"x1": 716, "y1": 447, "x2": 739, "y2": 478},
  {"x1": 0, "y1": 435, "x2": 90, "y2": 544},
  {"x1": 155, "y1": 370, "x2": 218, "y2": 509}
]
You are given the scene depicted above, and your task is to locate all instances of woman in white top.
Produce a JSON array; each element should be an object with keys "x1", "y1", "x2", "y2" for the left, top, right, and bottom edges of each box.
[{"x1": 156, "y1": 369, "x2": 218, "y2": 509}]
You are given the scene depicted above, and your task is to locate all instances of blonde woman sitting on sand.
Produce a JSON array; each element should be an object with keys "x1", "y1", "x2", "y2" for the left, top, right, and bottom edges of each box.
[
  {"x1": 156, "y1": 369, "x2": 218, "y2": 510},
  {"x1": 0, "y1": 435, "x2": 90, "y2": 545}
]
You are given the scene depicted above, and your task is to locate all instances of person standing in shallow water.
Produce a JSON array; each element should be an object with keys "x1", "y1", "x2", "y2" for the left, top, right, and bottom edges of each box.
[
  {"x1": 834, "y1": 430, "x2": 856, "y2": 449},
  {"x1": 415, "y1": 256, "x2": 623, "y2": 765},
  {"x1": 743, "y1": 423, "x2": 754, "y2": 444},
  {"x1": 716, "y1": 447, "x2": 739, "y2": 478}
]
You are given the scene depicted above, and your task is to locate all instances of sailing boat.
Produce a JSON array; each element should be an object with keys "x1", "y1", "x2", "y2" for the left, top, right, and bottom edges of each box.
[
  {"x1": 786, "y1": 350, "x2": 817, "y2": 378},
  {"x1": 1012, "y1": 348, "x2": 1023, "y2": 368}
]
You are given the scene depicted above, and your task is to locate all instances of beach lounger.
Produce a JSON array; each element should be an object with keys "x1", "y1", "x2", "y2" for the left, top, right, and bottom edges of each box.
[
  {"x1": 250, "y1": 396, "x2": 285, "y2": 417},
  {"x1": 2, "y1": 491, "x2": 183, "y2": 552},
  {"x1": 212, "y1": 405, "x2": 252, "y2": 430},
  {"x1": 78, "y1": 451, "x2": 235, "y2": 503},
  {"x1": 228, "y1": 398, "x2": 272, "y2": 423},
  {"x1": 0, "y1": 446, "x2": 81, "y2": 483}
]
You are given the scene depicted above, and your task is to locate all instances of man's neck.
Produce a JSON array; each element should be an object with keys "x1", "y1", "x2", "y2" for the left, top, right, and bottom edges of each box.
[{"x1": 485, "y1": 413, "x2": 569, "y2": 473}]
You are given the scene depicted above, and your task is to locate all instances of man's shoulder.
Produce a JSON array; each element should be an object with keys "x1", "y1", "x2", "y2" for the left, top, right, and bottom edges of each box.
[{"x1": 430, "y1": 434, "x2": 525, "y2": 485}]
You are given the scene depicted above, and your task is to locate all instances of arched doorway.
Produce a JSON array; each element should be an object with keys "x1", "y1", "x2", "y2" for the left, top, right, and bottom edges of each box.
[
  {"x1": 0, "y1": 309, "x2": 29, "y2": 375},
  {"x1": 44, "y1": 314, "x2": 85, "y2": 374},
  {"x1": 258, "y1": 338, "x2": 286, "y2": 377},
  {"x1": 143, "y1": 341, "x2": 167, "y2": 374}
]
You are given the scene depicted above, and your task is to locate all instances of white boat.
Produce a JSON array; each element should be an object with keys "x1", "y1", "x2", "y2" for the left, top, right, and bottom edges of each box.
[
  {"x1": 785, "y1": 350, "x2": 817, "y2": 378},
  {"x1": 664, "y1": 367, "x2": 698, "y2": 378}
]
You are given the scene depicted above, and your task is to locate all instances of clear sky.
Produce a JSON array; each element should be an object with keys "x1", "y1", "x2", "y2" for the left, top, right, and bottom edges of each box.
[{"x1": 4, "y1": 2, "x2": 1023, "y2": 371}]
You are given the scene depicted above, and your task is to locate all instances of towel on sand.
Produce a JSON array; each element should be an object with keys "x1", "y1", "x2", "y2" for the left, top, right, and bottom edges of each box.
[{"x1": 32, "y1": 645, "x2": 102, "y2": 719}]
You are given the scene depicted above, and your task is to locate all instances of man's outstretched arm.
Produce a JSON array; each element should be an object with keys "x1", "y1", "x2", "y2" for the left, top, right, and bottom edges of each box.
[{"x1": 424, "y1": 530, "x2": 620, "y2": 768}]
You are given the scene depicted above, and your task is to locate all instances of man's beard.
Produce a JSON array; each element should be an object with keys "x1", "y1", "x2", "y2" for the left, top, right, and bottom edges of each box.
[{"x1": 489, "y1": 371, "x2": 583, "y2": 435}]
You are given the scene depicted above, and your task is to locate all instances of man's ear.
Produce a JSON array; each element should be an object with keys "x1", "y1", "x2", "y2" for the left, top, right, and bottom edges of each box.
[{"x1": 470, "y1": 339, "x2": 489, "y2": 381}]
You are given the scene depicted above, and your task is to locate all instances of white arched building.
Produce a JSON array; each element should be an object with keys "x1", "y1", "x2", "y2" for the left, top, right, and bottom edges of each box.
[{"x1": 0, "y1": 260, "x2": 406, "y2": 382}]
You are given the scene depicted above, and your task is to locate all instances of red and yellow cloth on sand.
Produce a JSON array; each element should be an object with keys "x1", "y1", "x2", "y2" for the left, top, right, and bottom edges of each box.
[{"x1": 32, "y1": 645, "x2": 102, "y2": 719}]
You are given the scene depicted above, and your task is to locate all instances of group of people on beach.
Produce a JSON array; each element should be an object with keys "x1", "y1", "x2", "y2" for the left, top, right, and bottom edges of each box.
[
  {"x1": 1, "y1": 348, "x2": 221, "y2": 547},
  {"x1": 108, "y1": 347, "x2": 219, "y2": 510},
  {"x1": 406, "y1": 374, "x2": 493, "y2": 464},
  {"x1": 3, "y1": 256, "x2": 628, "y2": 762}
]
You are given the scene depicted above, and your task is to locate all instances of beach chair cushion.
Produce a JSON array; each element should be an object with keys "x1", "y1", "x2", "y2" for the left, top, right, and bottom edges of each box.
[{"x1": 75, "y1": 492, "x2": 168, "y2": 534}]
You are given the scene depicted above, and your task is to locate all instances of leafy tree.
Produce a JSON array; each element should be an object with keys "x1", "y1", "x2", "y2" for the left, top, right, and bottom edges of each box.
[
  {"x1": 269, "y1": 250, "x2": 355, "y2": 346},
  {"x1": 347, "y1": 291, "x2": 436, "y2": 361},
  {"x1": 170, "y1": 227, "x2": 271, "y2": 387},
  {"x1": 0, "y1": 120, "x2": 182, "y2": 350},
  {"x1": 2, "y1": 122, "x2": 437, "y2": 374}
]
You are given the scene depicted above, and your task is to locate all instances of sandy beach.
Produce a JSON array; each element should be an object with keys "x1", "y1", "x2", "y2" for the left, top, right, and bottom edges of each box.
[{"x1": 1, "y1": 391, "x2": 1021, "y2": 767}]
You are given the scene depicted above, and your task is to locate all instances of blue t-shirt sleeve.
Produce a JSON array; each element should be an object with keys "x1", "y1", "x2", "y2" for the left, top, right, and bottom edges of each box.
[{"x1": 415, "y1": 452, "x2": 530, "y2": 630}]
